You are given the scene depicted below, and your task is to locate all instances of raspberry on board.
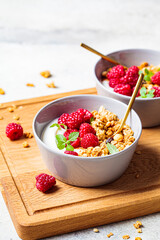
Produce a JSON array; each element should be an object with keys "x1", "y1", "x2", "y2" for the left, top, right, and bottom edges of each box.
[
  {"x1": 151, "y1": 72, "x2": 160, "y2": 85},
  {"x1": 81, "y1": 133, "x2": 99, "y2": 148},
  {"x1": 79, "y1": 123, "x2": 96, "y2": 138},
  {"x1": 67, "y1": 112, "x2": 83, "y2": 129},
  {"x1": 152, "y1": 86, "x2": 160, "y2": 97},
  {"x1": 64, "y1": 151, "x2": 78, "y2": 156},
  {"x1": 114, "y1": 84, "x2": 132, "y2": 96},
  {"x1": 58, "y1": 113, "x2": 69, "y2": 128},
  {"x1": 36, "y1": 173, "x2": 56, "y2": 193},
  {"x1": 107, "y1": 65, "x2": 125, "y2": 80},
  {"x1": 6, "y1": 123, "x2": 23, "y2": 140}
]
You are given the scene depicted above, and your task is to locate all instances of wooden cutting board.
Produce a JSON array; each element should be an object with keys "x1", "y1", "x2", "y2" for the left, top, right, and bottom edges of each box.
[{"x1": 0, "y1": 88, "x2": 160, "y2": 240}]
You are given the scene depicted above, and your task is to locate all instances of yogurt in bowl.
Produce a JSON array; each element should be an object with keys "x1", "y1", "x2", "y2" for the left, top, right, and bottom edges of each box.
[{"x1": 33, "y1": 95, "x2": 142, "y2": 187}]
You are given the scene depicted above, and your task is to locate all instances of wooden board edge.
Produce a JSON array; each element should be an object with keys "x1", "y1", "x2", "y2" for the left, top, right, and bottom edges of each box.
[{"x1": 0, "y1": 88, "x2": 97, "y2": 108}]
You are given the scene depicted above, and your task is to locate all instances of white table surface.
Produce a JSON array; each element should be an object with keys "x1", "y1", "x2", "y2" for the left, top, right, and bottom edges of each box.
[{"x1": 0, "y1": 0, "x2": 160, "y2": 239}]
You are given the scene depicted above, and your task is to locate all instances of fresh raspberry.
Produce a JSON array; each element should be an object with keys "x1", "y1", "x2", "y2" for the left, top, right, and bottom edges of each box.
[
  {"x1": 64, "y1": 151, "x2": 78, "y2": 156},
  {"x1": 79, "y1": 123, "x2": 96, "y2": 138},
  {"x1": 81, "y1": 133, "x2": 99, "y2": 149},
  {"x1": 63, "y1": 129, "x2": 78, "y2": 139},
  {"x1": 120, "y1": 66, "x2": 139, "y2": 87},
  {"x1": 114, "y1": 84, "x2": 132, "y2": 96},
  {"x1": 6, "y1": 123, "x2": 23, "y2": 140},
  {"x1": 67, "y1": 112, "x2": 83, "y2": 129},
  {"x1": 151, "y1": 72, "x2": 160, "y2": 85},
  {"x1": 152, "y1": 86, "x2": 160, "y2": 97},
  {"x1": 36, "y1": 173, "x2": 56, "y2": 193},
  {"x1": 107, "y1": 65, "x2": 125, "y2": 80},
  {"x1": 58, "y1": 113, "x2": 69, "y2": 128},
  {"x1": 71, "y1": 137, "x2": 81, "y2": 148},
  {"x1": 76, "y1": 108, "x2": 93, "y2": 123},
  {"x1": 109, "y1": 78, "x2": 120, "y2": 88}
]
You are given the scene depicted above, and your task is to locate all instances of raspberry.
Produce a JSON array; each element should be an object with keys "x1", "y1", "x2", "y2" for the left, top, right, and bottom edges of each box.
[
  {"x1": 63, "y1": 129, "x2": 78, "y2": 139},
  {"x1": 67, "y1": 112, "x2": 83, "y2": 129},
  {"x1": 107, "y1": 65, "x2": 125, "y2": 80},
  {"x1": 152, "y1": 86, "x2": 160, "y2": 97},
  {"x1": 36, "y1": 173, "x2": 56, "y2": 193},
  {"x1": 81, "y1": 133, "x2": 99, "y2": 148},
  {"x1": 6, "y1": 123, "x2": 23, "y2": 140},
  {"x1": 76, "y1": 108, "x2": 93, "y2": 123},
  {"x1": 151, "y1": 72, "x2": 160, "y2": 85},
  {"x1": 71, "y1": 137, "x2": 81, "y2": 148},
  {"x1": 58, "y1": 113, "x2": 69, "y2": 128},
  {"x1": 114, "y1": 84, "x2": 132, "y2": 96},
  {"x1": 109, "y1": 78, "x2": 120, "y2": 88},
  {"x1": 79, "y1": 123, "x2": 96, "y2": 138},
  {"x1": 64, "y1": 151, "x2": 78, "y2": 156},
  {"x1": 120, "y1": 66, "x2": 139, "y2": 87}
]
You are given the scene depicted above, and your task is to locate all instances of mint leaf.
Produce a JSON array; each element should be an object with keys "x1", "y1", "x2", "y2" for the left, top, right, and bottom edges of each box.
[
  {"x1": 138, "y1": 70, "x2": 143, "y2": 75},
  {"x1": 107, "y1": 143, "x2": 119, "y2": 154},
  {"x1": 50, "y1": 123, "x2": 61, "y2": 129},
  {"x1": 66, "y1": 144, "x2": 74, "y2": 151},
  {"x1": 68, "y1": 132, "x2": 79, "y2": 142},
  {"x1": 50, "y1": 123, "x2": 67, "y2": 130},
  {"x1": 144, "y1": 75, "x2": 151, "y2": 82},
  {"x1": 140, "y1": 87, "x2": 147, "y2": 98},
  {"x1": 55, "y1": 134, "x2": 67, "y2": 150},
  {"x1": 157, "y1": 68, "x2": 160, "y2": 72},
  {"x1": 90, "y1": 117, "x2": 94, "y2": 123},
  {"x1": 144, "y1": 68, "x2": 149, "y2": 74},
  {"x1": 146, "y1": 89, "x2": 155, "y2": 98}
]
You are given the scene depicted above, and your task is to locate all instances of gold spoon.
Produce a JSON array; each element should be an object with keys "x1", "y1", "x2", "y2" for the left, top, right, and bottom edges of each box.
[
  {"x1": 112, "y1": 73, "x2": 144, "y2": 137},
  {"x1": 81, "y1": 43, "x2": 121, "y2": 65}
]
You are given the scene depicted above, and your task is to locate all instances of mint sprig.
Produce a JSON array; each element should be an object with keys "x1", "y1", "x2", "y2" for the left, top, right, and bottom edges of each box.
[
  {"x1": 90, "y1": 117, "x2": 94, "y2": 123},
  {"x1": 139, "y1": 87, "x2": 155, "y2": 98},
  {"x1": 107, "y1": 143, "x2": 119, "y2": 154},
  {"x1": 50, "y1": 123, "x2": 67, "y2": 130},
  {"x1": 143, "y1": 68, "x2": 154, "y2": 82},
  {"x1": 55, "y1": 132, "x2": 79, "y2": 151}
]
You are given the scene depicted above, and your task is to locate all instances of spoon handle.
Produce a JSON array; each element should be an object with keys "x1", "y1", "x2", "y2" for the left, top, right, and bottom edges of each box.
[
  {"x1": 80, "y1": 43, "x2": 120, "y2": 65},
  {"x1": 117, "y1": 73, "x2": 144, "y2": 133}
]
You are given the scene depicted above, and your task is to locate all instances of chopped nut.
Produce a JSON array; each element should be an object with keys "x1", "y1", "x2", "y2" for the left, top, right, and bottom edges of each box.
[
  {"x1": 123, "y1": 235, "x2": 130, "y2": 239},
  {"x1": 138, "y1": 62, "x2": 148, "y2": 70},
  {"x1": 26, "y1": 83, "x2": 35, "y2": 87},
  {"x1": 0, "y1": 88, "x2": 5, "y2": 95},
  {"x1": 107, "y1": 232, "x2": 113, "y2": 238},
  {"x1": 113, "y1": 133, "x2": 124, "y2": 142},
  {"x1": 137, "y1": 228, "x2": 142, "y2": 233},
  {"x1": 135, "y1": 173, "x2": 140, "y2": 179},
  {"x1": 133, "y1": 221, "x2": 142, "y2": 229},
  {"x1": 136, "y1": 150, "x2": 141, "y2": 155},
  {"x1": 24, "y1": 132, "x2": 33, "y2": 139},
  {"x1": 0, "y1": 116, "x2": 3, "y2": 120},
  {"x1": 93, "y1": 228, "x2": 99, "y2": 233},
  {"x1": 13, "y1": 115, "x2": 20, "y2": 120},
  {"x1": 46, "y1": 81, "x2": 56, "y2": 88},
  {"x1": 8, "y1": 107, "x2": 14, "y2": 112},
  {"x1": 101, "y1": 70, "x2": 108, "y2": 77},
  {"x1": 40, "y1": 70, "x2": 51, "y2": 78},
  {"x1": 22, "y1": 141, "x2": 30, "y2": 148},
  {"x1": 135, "y1": 237, "x2": 142, "y2": 240}
]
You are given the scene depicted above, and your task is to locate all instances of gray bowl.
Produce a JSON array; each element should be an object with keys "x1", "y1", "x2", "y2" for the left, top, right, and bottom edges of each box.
[
  {"x1": 33, "y1": 95, "x2": 142, "y2": 187},
  {"x1": 95, "y1": 49, "x2": 160, "y2": 128}
]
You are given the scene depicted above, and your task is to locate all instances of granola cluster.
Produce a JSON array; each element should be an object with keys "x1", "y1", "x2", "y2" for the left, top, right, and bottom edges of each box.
[{"x1": 78, "y1": 106, "x2": 135, "y2": 157}]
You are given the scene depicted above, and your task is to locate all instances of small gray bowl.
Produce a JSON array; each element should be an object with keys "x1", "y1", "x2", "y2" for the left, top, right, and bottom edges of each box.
[
  {"x1": 95, "y1": 49, "x2": 160, "y2": 128},
  {"x1": 33, "y1": 95, "x2": 142, "y2": 187}
]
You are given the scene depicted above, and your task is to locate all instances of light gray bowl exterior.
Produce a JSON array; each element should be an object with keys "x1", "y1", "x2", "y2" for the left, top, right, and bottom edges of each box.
[
  {"x1": 95, "y1": 49, "x2": 160, "y2": 128},
  {"x1": 33, "y1": 95, "x2": 142, "y2": 187}
]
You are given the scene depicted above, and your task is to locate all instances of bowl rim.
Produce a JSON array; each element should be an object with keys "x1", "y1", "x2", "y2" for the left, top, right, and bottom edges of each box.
[
  {"x1": 94, "y1": 48, "x2": 160, "y2": 101},
  {"x1": 33, "y1": 94, "x2": 142, "y2": 162}
]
